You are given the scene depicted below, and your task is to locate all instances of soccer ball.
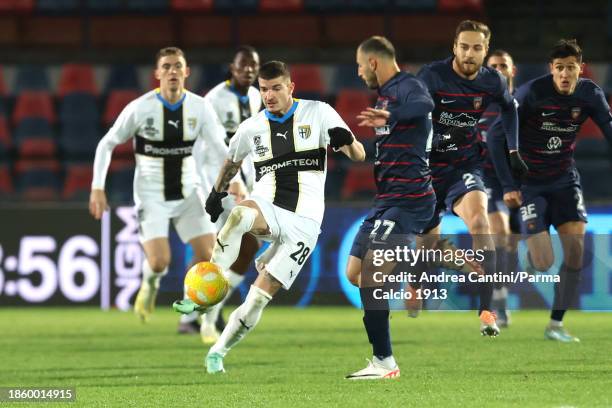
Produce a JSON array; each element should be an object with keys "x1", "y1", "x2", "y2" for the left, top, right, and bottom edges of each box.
[{"x1": 184, "y1": 262, "x2": 229, "y2": 308}]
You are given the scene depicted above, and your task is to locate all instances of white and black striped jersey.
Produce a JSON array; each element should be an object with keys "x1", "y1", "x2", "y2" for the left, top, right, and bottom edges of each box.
[
  {"x1": 228, "y1": 99, "x2": 351, "y2": 224},
  {"x1": 92, "y1": 89, "x2": 228, "y2": 205},
  {"x1": 201, "y1": 81, "x2": 261, "y2": 191}
]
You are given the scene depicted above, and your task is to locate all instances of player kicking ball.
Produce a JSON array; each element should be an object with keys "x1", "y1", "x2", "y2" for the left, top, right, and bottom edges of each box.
[{"x1": 176, "y1": 61, "x2": 365, "y2": 373}]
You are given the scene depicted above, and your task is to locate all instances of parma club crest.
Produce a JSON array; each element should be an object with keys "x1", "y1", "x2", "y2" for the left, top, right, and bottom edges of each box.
[
  {"x1": 298, "y1": 125, "x2": 311, "y2": 139},
  {"x1": 187, "y1": 118, "x2": 197, "y2": 131}
]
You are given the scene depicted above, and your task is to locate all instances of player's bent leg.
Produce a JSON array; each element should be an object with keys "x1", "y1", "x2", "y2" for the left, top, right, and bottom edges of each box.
[
  {"x1": 209, "y1": 233, "x2": 261, "y2": 335},
  {"x1": 454, "y1": 191, "x2": 499, "y2": 336},
  {"x1": 544, "y1": 221, "x2": 585, "y2": 343},
  {"x1": 136, "y1": 238, "x2": 171, "y2": 322},
  {"x1": 488, "y1": 211, "x2": 511, "y2": 327},
  {"x1": 206, "y1": 271, "x2": 278, "y2": 373},
  {"x1": 524, "y1": 232, "x2": 554, "y2": 272}
]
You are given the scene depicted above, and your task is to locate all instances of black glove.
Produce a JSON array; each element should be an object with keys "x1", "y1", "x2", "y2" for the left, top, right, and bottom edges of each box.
[
  {"x1": 328, "y1": 127, "x2": 354, "y2": 149},
  {"x1": 205, "y1": 187, "x2": 228, "y2": 223},
  {"x1": 434, "y1": 127, "x2": 471, "y2": 151},
  {"x1": 509, "y1": 151, "x2": 529, "y2": 179}
]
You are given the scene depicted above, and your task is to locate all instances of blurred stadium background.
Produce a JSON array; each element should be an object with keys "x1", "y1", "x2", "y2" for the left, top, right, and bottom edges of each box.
[{"x1": 0, "y1": 0, "x2": 610, "y2": 310}]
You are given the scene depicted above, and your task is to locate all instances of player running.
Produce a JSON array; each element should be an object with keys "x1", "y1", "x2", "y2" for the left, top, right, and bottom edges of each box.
[
  {"x1": 89, "y1": 47, "x2": 228, "y2": 323},
  {"x1": 187, "y1": 46, "x2": 263, "y2": 340},
  {"x1": 478, "y1": 50, "x2": 521, "y2": 327},
  {"x1": 344, "y1": 36, "x2": 435, "y2": 380},
  {"x1": 416, "y1": 20, "x2": 528, "y2": 336},
  {"x1": 488, "y1": 39, "x2": 612, "y2": 342},
  {"x1": 177, "y1": 61, "x2": 365, "y2": 373}
]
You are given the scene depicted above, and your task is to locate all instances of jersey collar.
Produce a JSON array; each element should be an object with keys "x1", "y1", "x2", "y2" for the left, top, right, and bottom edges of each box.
[
  {"x1": 225, "y1": 80, "x2": 250, "y2": 105},
  {"x1": 265, "y1": 100, "x2": 299, "y2": 123},
  {"x1": 155, "y1": 88, "x2": 186, "y2": 111}
]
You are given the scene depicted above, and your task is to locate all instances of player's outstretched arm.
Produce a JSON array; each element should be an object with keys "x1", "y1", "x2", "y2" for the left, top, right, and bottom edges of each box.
[
  {"x1": 328, "y1": 127, "x2": 365, "y2": 161},
  {"x1": 206, "y1": 159, "x2": 243, "y2": 222}
]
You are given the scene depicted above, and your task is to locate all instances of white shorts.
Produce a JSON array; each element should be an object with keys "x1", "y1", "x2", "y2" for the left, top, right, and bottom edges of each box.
[
  {"x1": 137, "y1": 189, "x2": 216, "y2": 244},
  {"x1": 250, "y1": 196, "x2": 321, "y2": 290},
  {"x1": 215, "y1": 194, "x2": 238, "y2": 231}
]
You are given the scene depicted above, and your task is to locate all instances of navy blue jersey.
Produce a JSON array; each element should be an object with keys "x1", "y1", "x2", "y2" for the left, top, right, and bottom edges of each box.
[
  {"x1": 372, "y1": 71, "x2": 435, "y2": 206},
  {"x1": 514, "y1": 74, "x2": 612, "y2": 183},
  {"x1": 477, "y1": 102, "x2": 501, "y2": 177},
  {"x1": 417, "y1": 57, "x2": 516, "y2": 178}
]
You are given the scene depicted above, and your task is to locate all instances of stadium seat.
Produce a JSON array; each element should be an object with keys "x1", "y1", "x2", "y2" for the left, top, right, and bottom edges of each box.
[
  {"x1": 126, "y1": 0, "x2": 168, "y2": 12},
  {"x1": 14, "y1": 118, "x2": 56, "y2": 158},
  {"x1": 259, "y1": 0, "x2": 303, "y2": 12},
  {"x1": 85, "y1": 0, "x2": 123, "y2": 11},
  {"x1": 59, "y1": 122, "x2": 99, "y2": 159},
  {"x1": 291, "y1": 64, "x2": 325, "y2": 99},
  {"x1": 214, "y1": 0, "x2": 257, "y2": 12},
  {"x1": 0, "y1": 112, "x2": 10, "y2": 157},
  {"x1": 0, "y1": 0, "x2": 34, "y2": 12},
  {"x1": 104, "y1": 65, "x2": 140, "y2": 94},
  {"x1": 0, "y1": 66, "x2": 6, "y2": 97},
  {"x1": 59, "y1": 93, "x2": 99, "y2": 126},
  {"x1": 329, "y1": 64, "x2": 364, "y2": 93},
  {"x1": 107, "y1": 159, "x2": 135, "y2": 203},
  {"x1": 303, "y1": 0, "x2": 344, "y2": 11},
  {"x1": 341, "y1": 162, "x2": 375, "y2": 199},
  {"x1": 170, "y1": 0, "x2": 214, "y2": 11},
  {"x1": 393, "y1": 0, "x2": 436, "y2": 11},
  {"x1": 334, "y1": 89, "x2": 375, "y2": 139},
  {"x1": 63, "y1": 162, "x2": 93, "y2": 200},
  {"x1": 37, "y1": 0, "x2": 80, "y2": 11},
  {"x1": 15, "y1": 159, "x2": 61, "y2": 201},
  {"x1": 12, "y1": 91, "x2": 56, "y2": 125},
  {"x1": 103, "y1": 89, "x2": 140, "y2": 126},
  {"x1": 437, "y1": 0, "x2": 483, "y2": 12},
  {"x1": 0, "y1": 163, "x2": 13, "y2": 195},
  {"x1": 14, "y1": 65, "x2": 51, "y2": 94},
  {"x1": 58, "y1": 64, "x2": 97, "y2": 97},
  {"x1": 515, "y1": 64, "x2": 548, "y2": 88}
]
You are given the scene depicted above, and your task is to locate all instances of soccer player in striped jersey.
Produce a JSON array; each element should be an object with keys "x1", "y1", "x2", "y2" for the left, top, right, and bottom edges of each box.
[
  {"x1": 89, "y1": 47, "x2": 228, "y2": 323},
  {"x1": 416, "y1": 20, "x2": 528, "y2": 336},
  {"x1": 478, "y1": 50, "x2": 521, "y2": 327},
  {"x1": 488, "y1": 40, "x2": 612, "y2": 342},
  {"x1": 191, "y1": 61, "x2": 365, "y2": 373},
  {"x1": 344, "y1": 36, "x2": 435, "y2": 380},
  {"x1": 195, "y1": 46, "x2": 263, "y2": 341}
]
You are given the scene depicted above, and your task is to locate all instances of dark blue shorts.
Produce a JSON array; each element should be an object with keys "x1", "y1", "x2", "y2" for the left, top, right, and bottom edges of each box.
[
  {"x1": 350, "y1": 200, "x2": 435, "y2": 259},
  {"x1": 519, "y1": 170, "x2": 587, "y2": 234},
  {"x1": 424, "y1": 167, "x2": 486, "y2": 232}
]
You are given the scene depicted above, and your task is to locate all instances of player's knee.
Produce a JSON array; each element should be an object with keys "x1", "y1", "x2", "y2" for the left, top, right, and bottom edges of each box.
[
  {"x1": 530, "y1": 251, "x2": 554, "y2": 272},
  {"x1": 147, "y1": 254, "x2": 170, "y2": 273},
  {"x1": 226, "y1": 206, "x2": 257, "y2": 233},
  {"x1": 466, "y1": 213, "x2": 490, "y2": 235}
]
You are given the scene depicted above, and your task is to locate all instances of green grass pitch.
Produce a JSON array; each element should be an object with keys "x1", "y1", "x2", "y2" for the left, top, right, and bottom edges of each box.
[{"x1": 0, "y1": 307, "x2": 611, "y2": 407}]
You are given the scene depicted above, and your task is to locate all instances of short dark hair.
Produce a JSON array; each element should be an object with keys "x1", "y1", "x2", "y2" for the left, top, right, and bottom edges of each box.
[
  {"x1": 549, "y1": 39, "x2": 582, "y2": 63},
  {"x1": 455, "y1": 20, "x2": 491, "y2": 45},
  {"x1": 156, "y1": 46, "x2": 185, "y2": 65},
  {"x1": 259, "y1": 61, "x2": 290, "y2": 80},
  {"x1": 488, "y1": 49, "x2": 513, "y2": 63},
  {"x1": 358, "y1": 36, "x2": 396, "y2": 59},
  {"x1": 235, "y1": 45, "x2": 258, "y2": 58}
]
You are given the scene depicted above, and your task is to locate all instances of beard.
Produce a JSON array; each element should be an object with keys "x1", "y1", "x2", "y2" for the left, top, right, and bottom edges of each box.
[{"x1": 459, "y1": 60, "x2": 481, "y2": 76}]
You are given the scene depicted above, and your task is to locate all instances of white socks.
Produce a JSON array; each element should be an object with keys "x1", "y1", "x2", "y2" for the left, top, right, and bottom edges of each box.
[
  {"x1": 209, "y1": 285, "x2": 272, "y2": 357},
  {"x1": 374, "y1": 355, "x2": 397, "y2": 369},
  {"x1": 203, "y1": 269, "x2": 245, "y2": 327},
  {"x1": 142, "y1": 259, "x2": 167, "y2": 289},
  {"x1": 212, "y1": 206, "x2": 257, "y2": 271},
  {"x1": 549, "y1": 319, "x2": 563, "y2": 328}
]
